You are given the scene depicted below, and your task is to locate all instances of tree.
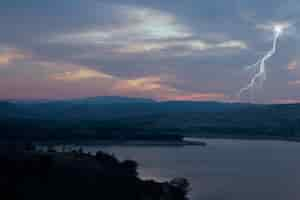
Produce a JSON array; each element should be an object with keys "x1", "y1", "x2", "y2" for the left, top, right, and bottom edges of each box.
[
  {"x1": 170, "y1": 178, "x2": 190, "y2": 195},
  {"x1": 121, "y1": 160, "x2": 138, "y2": 176}
]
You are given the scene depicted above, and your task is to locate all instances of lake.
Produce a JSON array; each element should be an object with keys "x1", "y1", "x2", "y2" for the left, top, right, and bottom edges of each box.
[{"x1": 58, "y1": 138, "x2": 300, "y2": 200}]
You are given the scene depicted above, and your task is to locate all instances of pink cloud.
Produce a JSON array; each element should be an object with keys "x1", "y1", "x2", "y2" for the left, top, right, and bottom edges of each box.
[
  {"x1": 0, "y1": 60, "x2": 226, "y2": 102},
  {"x1": 0, "y1": 48, "x2": 29, "y2": 66},
  {"x1": 272, "y1": 99, "x2": 300, "y2": 104},
  {"x1": 287, "y1": 60, "x2": 297, "y2": 71},
  {"x1": 163, "y1": 92, "x2": 225, "y2": 101},
  {"x1": 288, "y1": 80, "x2": 300, "y2": 86}
]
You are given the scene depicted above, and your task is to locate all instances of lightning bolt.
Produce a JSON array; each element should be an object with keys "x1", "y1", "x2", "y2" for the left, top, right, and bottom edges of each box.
[{"x1": 238, "y1": 22, "x2": 291, "y2": 97}]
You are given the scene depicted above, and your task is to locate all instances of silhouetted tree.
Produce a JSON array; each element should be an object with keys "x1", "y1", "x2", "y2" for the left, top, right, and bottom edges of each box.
[
  {"x1": 121, "y1": 160, "x2": 138, "y2": 176},
  {"x1": 170, "y1": 178, "x2": 190, "y2": 197},
  {"x1": 95, "y1": 151, "x2": 118, "y2": 166}
]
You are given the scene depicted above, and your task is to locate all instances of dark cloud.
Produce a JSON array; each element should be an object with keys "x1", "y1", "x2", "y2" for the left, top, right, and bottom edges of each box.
[{"x1": 0, "y1": 0, "x2": 299, "y2": 102}]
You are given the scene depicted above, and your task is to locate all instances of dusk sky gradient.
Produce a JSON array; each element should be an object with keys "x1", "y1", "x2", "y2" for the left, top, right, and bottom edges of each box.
[{"x1": 0, "y1": 0, "x2": 299, "y2": 103}]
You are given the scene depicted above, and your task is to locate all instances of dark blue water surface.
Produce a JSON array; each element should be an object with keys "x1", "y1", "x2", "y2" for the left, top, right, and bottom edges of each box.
[{"x1": 63, "y1": 139, "x2": 300, "y2": 200}]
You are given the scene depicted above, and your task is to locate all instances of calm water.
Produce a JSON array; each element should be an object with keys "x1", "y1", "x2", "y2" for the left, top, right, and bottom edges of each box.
[{"x1": 63, "y1": 139, "x2": 300, "y2": 200}]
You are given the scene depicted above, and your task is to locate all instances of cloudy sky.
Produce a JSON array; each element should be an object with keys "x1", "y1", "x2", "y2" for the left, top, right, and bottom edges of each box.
[{"x1": 0, "y1": 0, "x2": 299, "y2": 103}]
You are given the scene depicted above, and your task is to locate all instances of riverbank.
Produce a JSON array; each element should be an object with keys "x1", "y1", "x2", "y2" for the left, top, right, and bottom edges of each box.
[
  {"x1": 33, "y1": 139, "x2": 206, "y2": 147},
  {"x1": 0, "y1": 148, "x2": 190, "y2": 200},
  {"x1": 185, "y1": 134, "x2": 300, "y2": 143}
]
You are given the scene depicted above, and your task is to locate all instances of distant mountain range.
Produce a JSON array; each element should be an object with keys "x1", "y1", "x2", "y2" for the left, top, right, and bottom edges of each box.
[
  {"x1": 1, "y1": 96, "x2": 300, "y2": 141},
  {"x1": 0, "y1": 96, "x2": 252, "y2": 120}
]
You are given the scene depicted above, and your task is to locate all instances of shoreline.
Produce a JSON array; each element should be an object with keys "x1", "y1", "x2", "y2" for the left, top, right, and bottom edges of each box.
[
  {"x1": 2, "y1": 135, "x2": 300, "y2": 147},
  {"x1": 27, "y1": 139, "x2": 207, "y2": 147},
  {"x1": 184, "y1": 135, "x2": 300, "y2": 143}
]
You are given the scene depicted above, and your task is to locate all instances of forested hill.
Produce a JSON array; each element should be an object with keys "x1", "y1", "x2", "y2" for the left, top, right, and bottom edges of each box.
[
  {"x1": 0, "y1": 97, "x2": 249, "y2": 120},
  {"x1": 1, "y1": 97, "x2": 300, "y2": 141}
]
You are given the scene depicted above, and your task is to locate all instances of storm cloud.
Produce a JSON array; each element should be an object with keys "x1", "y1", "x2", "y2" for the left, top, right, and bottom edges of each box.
[{"x1": 0, "y1": 0, "x2": 299, "y2": 103}]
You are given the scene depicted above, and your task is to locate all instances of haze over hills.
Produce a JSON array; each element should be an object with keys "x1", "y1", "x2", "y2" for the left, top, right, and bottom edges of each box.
[{"x1": 1, "y1": 96, "x2": 300, "y2": 141}]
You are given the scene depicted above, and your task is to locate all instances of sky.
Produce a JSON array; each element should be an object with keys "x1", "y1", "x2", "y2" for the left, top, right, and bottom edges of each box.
[{"x1": 0, "y1": 0, "x2": 299, "y2": 103}]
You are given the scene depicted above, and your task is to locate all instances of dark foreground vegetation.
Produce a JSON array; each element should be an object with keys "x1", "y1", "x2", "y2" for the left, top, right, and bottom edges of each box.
[
  {"x1": 0, "y1": 145, "x2": 189, "y2": 200},
  {"x1": 1, "y1": 97, "x2": 300, "y2": 142}
]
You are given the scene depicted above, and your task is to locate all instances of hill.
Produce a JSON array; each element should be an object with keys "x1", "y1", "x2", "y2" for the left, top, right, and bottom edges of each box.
[{"x1": 0, "y1": 97, "x2": 300, "y2": 141}]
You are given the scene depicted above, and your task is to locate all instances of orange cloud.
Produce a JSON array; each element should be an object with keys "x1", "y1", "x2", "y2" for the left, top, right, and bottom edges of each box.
[
  {"x1": 50, "y1": 67, "x2": 173, "y2": 97},
  {"x1": 49, "y1": 64, "x2": 225, "y2": 101},
  {"x1": 112, "y1": 76, "x2": 180, "y2": 100},
  {"x1": 51, "y1": 68, "x2": 113, "y2": 81},
  {"x1": 113, "y1": 76, "x2": 225, "y2": 101},
  {"x1": 115, "y1": 76, "x2": 226, "y2": 101},
  {"x1": 113, "y1": 76, "x2": 173, "y2": 92},
  {"x1": 167, "y1": 93, "x2": 225, "y2": 101},
  {"x1": 0, "y1": 49, "x2": 28, "y2": 65}
]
